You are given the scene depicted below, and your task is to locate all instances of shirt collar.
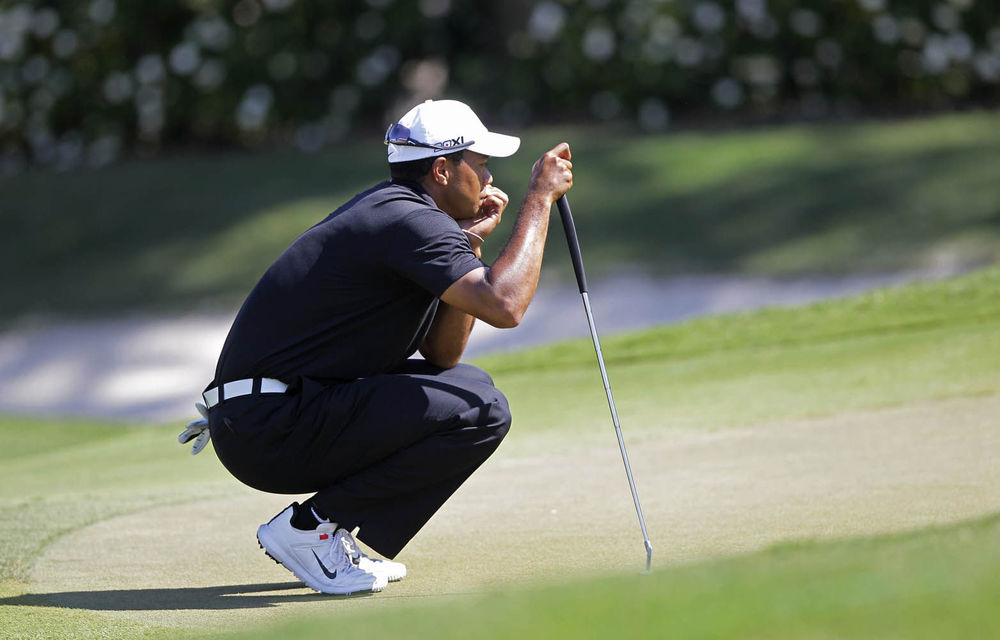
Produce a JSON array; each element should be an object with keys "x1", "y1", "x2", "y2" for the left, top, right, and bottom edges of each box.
[{"x1": 388, "y1": 178, "x2": 436, "y2": 206}]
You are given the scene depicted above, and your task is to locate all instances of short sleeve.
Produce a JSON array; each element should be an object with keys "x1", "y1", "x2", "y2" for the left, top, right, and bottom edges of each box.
[{"x1": 387, "y1": 208, "x2": 486, "y2": 297}]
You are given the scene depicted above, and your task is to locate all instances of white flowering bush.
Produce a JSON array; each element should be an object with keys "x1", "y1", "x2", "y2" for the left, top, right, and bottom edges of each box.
[{"x1": 0, "y1": 0, "x2": 997, "y2": 173}]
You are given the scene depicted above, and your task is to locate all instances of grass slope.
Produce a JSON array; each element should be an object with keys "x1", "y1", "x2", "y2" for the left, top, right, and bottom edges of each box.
[
  {"x1": 0, "y1": 415, "x2": 123, "y2": 461},
  {"x1": 3, "y1": 110, "x2": 1000, "y2": 322},
  {"x1": 0, "y1": 423, "x2": 232, "y2": 588},
  {"x1": 482, "y1": 265, "x2": 1000, "y2": 451},
  {"x1": 0, "y1": 267, "x2": 997, "y2": 638},
  {"x1": 232, "y1": 513, "x2": 1000, "y2": 640}
]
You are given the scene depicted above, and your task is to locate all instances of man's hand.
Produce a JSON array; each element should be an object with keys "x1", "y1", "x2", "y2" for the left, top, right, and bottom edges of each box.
[
  {"x1": 439, "y1": 142, "x2": 573, "y2": 329},
  {"x1": 479, "y1": 184, "x2": 508, "y2": 220},
  {"x1": 528, "y1": 143, "x2": 573, "y2": 204},
  {"x1": 460, "y1": 185, "x2": 509, "y2": 252}
]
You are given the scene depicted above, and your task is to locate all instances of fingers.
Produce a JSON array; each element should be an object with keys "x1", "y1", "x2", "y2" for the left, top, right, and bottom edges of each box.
[
  {"x1": 541, "y1": 144, "x2": 573, "y2": 174},
  {"x1": 481, "y1": 185, "x2": 509, "y2": 209},
  {"x1": 481, "y1": 184, "x2": 506, "y2": 201},
  {"x1": 550, "y1": 141, "x2": 572, "y2": 161},
  {"x1": 467, "y1": 185, "x2": 508, "y2": 241},
  {"x1": 529, "y1": 142, "x2": 573, "y2": 200},
  {"x1": 531, "y1": 143, "x2": 571, "y2": 173},
  {"x1": 479, "y1": 185, "x2": 508, "y2": 214}
]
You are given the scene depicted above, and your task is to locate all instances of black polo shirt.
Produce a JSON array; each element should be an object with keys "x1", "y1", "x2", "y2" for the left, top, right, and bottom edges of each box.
[{"x1": 213, "y1": 180, "x2": 485, "y2": 385}]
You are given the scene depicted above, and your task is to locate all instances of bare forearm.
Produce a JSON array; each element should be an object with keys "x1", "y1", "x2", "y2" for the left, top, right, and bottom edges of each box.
[
  {"x1": 438, "y1": 143, "x2": 573, "y2": 330},
  {"x1": 419, "y1": 300, "x2": 475, "y2": 368},
  {"x1": 484, "y1": 190, "x2": 553, "y2": 324},
  {"x1": 423, "y1": 190, "x2": 552, "y2": 361}
]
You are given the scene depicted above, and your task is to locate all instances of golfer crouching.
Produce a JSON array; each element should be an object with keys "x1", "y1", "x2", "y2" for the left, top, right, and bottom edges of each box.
[{"x1": 188, "y1": 99, "x2": 573, "y2": 594}]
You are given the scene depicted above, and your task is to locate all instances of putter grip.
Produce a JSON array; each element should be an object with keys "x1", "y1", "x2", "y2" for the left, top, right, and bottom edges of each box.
[{"x1": 556, "y1": 196, "x2": 589, "y2": 294}]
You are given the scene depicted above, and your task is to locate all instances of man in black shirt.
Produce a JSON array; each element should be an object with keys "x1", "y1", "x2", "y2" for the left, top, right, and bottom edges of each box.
[{"x1": 197, "y1": 99, "x2": 573, "y2": 594}]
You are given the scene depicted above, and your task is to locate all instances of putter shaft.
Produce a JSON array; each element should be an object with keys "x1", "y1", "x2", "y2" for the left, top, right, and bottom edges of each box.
[
  {"x1": 556, "y1": 195, "x2": 652, "y2": 573},
  {"x1": 582, "y1": 292, "x2": 653, "y2": 573}
]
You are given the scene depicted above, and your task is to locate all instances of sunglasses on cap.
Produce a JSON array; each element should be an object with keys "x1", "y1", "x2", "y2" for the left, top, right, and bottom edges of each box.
[{"x1": 384, "y1": 123, "x2": 475, "y2": 152}]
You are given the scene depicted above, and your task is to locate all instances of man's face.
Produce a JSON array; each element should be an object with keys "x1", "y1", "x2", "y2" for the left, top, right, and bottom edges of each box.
[{"x1": 439, "y1": 151, "x2": 493, "y2": 219}]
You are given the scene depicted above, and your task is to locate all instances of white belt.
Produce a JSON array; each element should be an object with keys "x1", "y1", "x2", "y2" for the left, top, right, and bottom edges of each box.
[{"x1": 202, "y1": 378, "x2": 288, "y2": 409}]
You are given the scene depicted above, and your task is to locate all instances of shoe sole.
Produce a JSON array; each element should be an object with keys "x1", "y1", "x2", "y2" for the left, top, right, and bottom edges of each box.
[
  {"x1": 256, "y1": 525, "x2": 385, "y2": 595},
  {"x1": 369, "y1": 563, "x2": 406, "y2": 582}
]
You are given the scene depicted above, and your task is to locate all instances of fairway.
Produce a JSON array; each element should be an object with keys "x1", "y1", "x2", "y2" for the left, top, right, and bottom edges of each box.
[
  {"x1": 1, "y1": 267, "x2": 998, "y2": 638},
  {"x1": 20, "y1": 394, "x2": 1000, "y2": 634}
]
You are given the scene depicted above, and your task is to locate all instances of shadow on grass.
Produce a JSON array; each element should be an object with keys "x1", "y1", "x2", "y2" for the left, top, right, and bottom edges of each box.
[
  {"x1": 1, "y1": 145, "x2": 386, "y2": 322},
  {"x1": 0, "y1": 581, "x2": 381, "y2": 610},
  {"x1": 4, "y1": 115, "x2": 1000, "y2": 322},
  {"x1": 561, "y1": 136, "x2": 1000, "y2": 276}
]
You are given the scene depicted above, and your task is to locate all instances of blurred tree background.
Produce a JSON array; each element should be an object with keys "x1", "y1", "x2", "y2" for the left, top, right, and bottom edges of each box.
[{"x1": 1, "y1": 0, "x2": 998, "y2": 173}]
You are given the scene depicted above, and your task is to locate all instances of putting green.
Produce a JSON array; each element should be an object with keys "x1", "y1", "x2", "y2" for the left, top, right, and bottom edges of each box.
[{"x1": 24, "y1": 392, "x2": 1000, "y2": 633}]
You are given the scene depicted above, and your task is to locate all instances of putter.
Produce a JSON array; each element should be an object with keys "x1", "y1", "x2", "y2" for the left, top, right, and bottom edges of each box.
[{"x1": 556, "y1": 195, "x2": 653, "y2": 573}]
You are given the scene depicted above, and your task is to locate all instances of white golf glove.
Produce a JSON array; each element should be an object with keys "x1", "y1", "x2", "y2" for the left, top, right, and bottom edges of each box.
[{"x1": 178, "y1": 402, "x2": 211, "y2": 455}]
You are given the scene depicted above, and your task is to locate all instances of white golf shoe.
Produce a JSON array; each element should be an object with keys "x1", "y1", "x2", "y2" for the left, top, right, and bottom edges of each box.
[
  {"x1": 339, "y1": 529, "x2": 407, "y2": 582},
  {"x1": 256, "y1": 504, "x2": 387, "y2": 595}
]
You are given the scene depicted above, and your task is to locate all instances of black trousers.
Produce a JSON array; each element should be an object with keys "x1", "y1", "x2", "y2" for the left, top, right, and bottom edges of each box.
[{"x1": 208, "y1": 360, "x2": 511, "y2": 558}]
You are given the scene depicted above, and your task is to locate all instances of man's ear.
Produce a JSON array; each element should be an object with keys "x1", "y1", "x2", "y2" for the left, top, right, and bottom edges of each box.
[{"x1": 430, "y1": 157, "x2": 450, "y2": 186}]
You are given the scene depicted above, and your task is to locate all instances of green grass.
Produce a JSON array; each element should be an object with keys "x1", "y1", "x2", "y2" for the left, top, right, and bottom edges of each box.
[
  {"x1": 0, "y1": 267, "x2": 997, "y2": 638},
  {"x1": 0, "y1": 423, "x2": 233, "y2": 587},
  {"x1": 231, "y1": 513, "x2": 1000, "y2": 640},
  {"x1": 482, "y1": 266, "x2": 1000, "y2": 451},
  {"x1": 0, "y1": 416, "x2": 125, "y2": 461},
  {"x1": 3, "y1": 110, "x2": 1000, "y2": 323}
]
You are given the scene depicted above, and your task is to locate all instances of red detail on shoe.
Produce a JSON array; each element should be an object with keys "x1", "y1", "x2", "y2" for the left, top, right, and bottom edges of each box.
[{"x1": 319, "y1": 533, "x2": 329, "y2": 540}]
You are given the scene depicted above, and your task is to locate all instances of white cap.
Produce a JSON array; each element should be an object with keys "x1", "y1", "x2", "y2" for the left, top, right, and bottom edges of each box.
[{"x1": 386, "y1": 99, "x2": 521, "y2": 163}]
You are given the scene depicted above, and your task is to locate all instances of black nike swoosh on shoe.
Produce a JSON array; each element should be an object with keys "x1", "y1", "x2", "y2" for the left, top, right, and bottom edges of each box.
[{"x1": 311, "y1": 550, "x2": 338, "y2": 580}]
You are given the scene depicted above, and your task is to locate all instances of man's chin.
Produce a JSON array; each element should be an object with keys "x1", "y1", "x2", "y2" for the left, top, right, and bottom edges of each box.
[{"x1": 440, "y1": 205, "x2": 479, "y2": 220}]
